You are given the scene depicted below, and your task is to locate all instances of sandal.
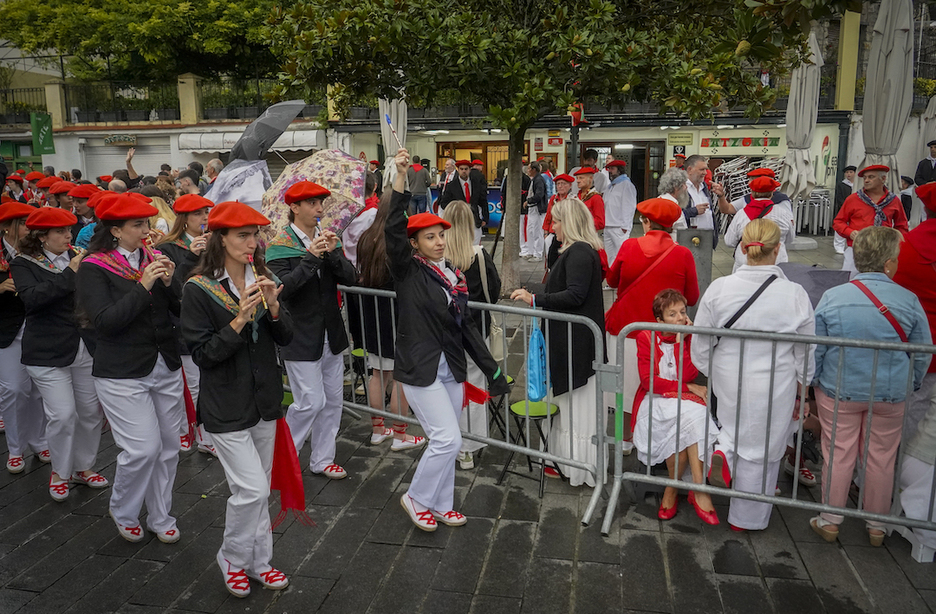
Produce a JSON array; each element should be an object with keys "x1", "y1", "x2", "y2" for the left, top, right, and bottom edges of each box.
[
  {"x1": 810, "y1": 516, "x2": 839, "y2": 543},
  {"x1": 867, "y1": 525, "x2": 885, "y2": 547}
]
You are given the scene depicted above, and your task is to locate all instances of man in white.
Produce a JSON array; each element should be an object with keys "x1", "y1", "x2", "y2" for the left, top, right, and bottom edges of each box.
[
  {"x1": 683, "y1": 154, "x2": 727, "y2": 248},
  {"x1": 723, "y1": 175, "x2": 796, "y2": 273},
  {"x1": 524, "y1": 161, "x2": 548, "y2": 261},
  {"x1": 832, "y1": 166, "x2": 856, "y2": 254},
  {"x1": 602, "y1": 159, "x2": 638, "y2": 263}
]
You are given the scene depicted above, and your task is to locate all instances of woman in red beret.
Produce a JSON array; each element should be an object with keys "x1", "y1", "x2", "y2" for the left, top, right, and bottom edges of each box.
[
  {"x1": 181, "y1": 201, "x2": 293, "y2": 598},
  {"x1": 0, "y1": 203, "x2": 48, "y2": 474},
  {"x1": 76, "y1": 193, "x2": 185, "y2": 544},
  {"x1": 158, "y1": 193, "x2": 216, "y2": 454},
  {"x1": 5, "y1": 174, "x2": 26, "y2": 203},
  {"x1": 12, "y1": 207, "x2": 107, "y2": 501},
  {"x1": 386, "y1": 149, "x2": 509, "y2": 531}
]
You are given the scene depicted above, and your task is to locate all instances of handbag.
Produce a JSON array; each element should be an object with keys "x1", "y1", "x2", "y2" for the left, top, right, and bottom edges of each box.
[
  {"x1": 605, "y1": 243, "x2": 677, "y2": 332},
  {"x1": 475, "y1": 245, "x2": 505, "y2": 362},
  {"x1": 527, "y1": 295, "x2": 549, "y2": 402}
]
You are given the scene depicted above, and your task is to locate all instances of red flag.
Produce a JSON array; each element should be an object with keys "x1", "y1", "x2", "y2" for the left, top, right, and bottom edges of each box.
[
  {"x1": 270, "y1": 418, "x2": 315, "y2": 529},
  {"x1": 463, "y1": 382, "x2": 492, "y2": 409},
  {"x1": 181, "y1": 370, "x2": 197, "y2": 441}
]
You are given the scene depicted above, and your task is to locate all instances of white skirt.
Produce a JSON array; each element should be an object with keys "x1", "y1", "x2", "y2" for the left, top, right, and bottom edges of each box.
[
  {"x1": 633, "y1": 396, "x2": 718, "y2": 466},
  {"x1": 550, "y1": 376, "x2": 606, "y2": 487}
]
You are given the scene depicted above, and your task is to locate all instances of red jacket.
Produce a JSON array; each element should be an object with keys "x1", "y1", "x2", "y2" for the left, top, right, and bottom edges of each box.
[
  {"x1": 632, "y1": 331, "x2": 700, "y2": 429},
  {"x1": 832, "y1": 190, "x2": 909, "y2": 247},
  {"x1": 578, "y1": 189, "x2": 605, "y2": 230},
  {"x1": 605, "y1": 231, "x2": 699, "y2": 336},
  {"x1": 894, "y1": 219, "x2": 936, "y2": 373}
]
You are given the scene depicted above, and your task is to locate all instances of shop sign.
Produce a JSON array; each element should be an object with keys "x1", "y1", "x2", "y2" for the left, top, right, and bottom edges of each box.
[
  {"x1": 534, "y1": 137, "x2": 543, "y2": 151},
  {"x1": 701, "y1": 137, "x2": 780, "y2": 148},
  {"x1": 667, "y1": 133, "x2": 693, "y2": 145},
  {"x1": 548, "y1": 137, "x2": 563, "y2": 146},
  {"x1": 548, "y1": 130, "x2": 560, "y2": 137},
  {"x1": 104, "y1": 134, "x2": 137, "y2": 146},
  {"x1": 30, "y1": 113, "x2": 55, "y2": 155}
]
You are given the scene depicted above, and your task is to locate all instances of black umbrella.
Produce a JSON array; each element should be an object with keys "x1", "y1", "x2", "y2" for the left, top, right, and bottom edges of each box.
[
  {"x1": 778, "y1": 262, "x2": 851, "y2": 308},
  {"x1": 229, "y1": 100, "x2": 307, "y2": 162}
]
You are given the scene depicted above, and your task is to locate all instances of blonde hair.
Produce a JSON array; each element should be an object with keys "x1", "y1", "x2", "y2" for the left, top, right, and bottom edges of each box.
[
  {"x1": 551, "y1": 198, "x2": 603, "y2": 253},
  {"x1": 441, "y1": 200, "x2": 476, "y2": 271},
  {"x1": 149, "y1": 197, "x2": 177, "y2": 233},
  {"x1": 741, "y1": 218, "x2": 781, "y2": 264},
  {"x1": 853, "y1": 226, "x2": 902, "y2": 273}
]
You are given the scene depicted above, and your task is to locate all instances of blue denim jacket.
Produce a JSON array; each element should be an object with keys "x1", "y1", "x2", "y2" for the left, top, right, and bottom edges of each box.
[{"x1": 813, "y1": 273, "x2": 932, "y2": 402}]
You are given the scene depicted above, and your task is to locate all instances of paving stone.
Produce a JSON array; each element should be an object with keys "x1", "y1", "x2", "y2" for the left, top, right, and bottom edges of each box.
[
  {"x1": 366, "y1": 488, "x2": 414, "y2": 546},
  {"x1": 24, "y1": 553, "x2": 123, "y2": 613},
  {"x1": 350, "y1": 459, "x2": 412, "y2": 509},
  {"x1": 843, "y1": 543, "x2": 932, "y2": 614},
  {"x1": 664, "y1": 533, "x2": 722, "y2": 614},
  {"x1": 575, "y1": 561, "x2": 623, "y2": 614},
  {"x1": 296, "y1": 507, "x2": 380, "y2": 579},
  {"x1": 0, "y1": 514, "x2": 98, "y2": 586},
  {"x1": 128, "y1": 526, "x2": 223, "y2": 607},
  {"x1": 261, "y1": 575, "x2": 333, "y2": 612},
  {"x1": 469, "y1": 594, "x2": 522, "y2": 614},
  {"x1": 312, "y1": 455, "x2": 380, "y2": 507},
  {"x1": 65, "y1": 559, "x2": 165, "y2": 614},
  {"x1": 461, "y1": 481, "x2": 506, "y2": 519},
  {"x1": 715, "y1": 574, "x2": 772, "y2": 614},
  {"x1": 533, "y1": 495, "x2": 578, "y2": 560},
  {"x1": 273, "y1": 504, "x2": 342, "y2": 575},
  {"x1": 477, "y1": 520, "x2": 535, "y2": 598},
  {"x1": 115, "y1": 604, "x2": 166, "y2": 614},
  {"x1": 747, "y1": 510, "x2": 809, "y2": 580},
  {"x1": 619, "y1": 530, "x2": 670, "y2": 613},
  {"x1": 501, "y1": 483, "x2": 541, "y2": 522},
  {"x1": 766, "y1": 577, "x2": 825, "y2": 613},
  {"x1": 317, "y1": 542, "x2": 397, "y2": 614},
  {"x1": 174, "y1": 459, "x2": 228, "y2": 495},
  {"x1": 367, "y1": 545, "x2": 441, "y2": 613},
  {"x1": 920, "y1": 589, "x2": 936, "y2": 611},
  {"x1": 797, "y1": 542, "x2": 875, "y2": 613},
  {"x1": 579, "y1": 522, "x2": 620, "y2": 565},
  {"x1": 431, "y1": 518, "x2": 495, "y2": 594},
  {"x1": 521, "y1": 557, "x2": 571, "y2": 614},
  {"x1": 708, "y1": 533, "x2": 759, "y2": 576},
  {"x1": 170, "y1": 554, "x2": 233, "y2": 613},
  {"x1": 619, "y1": 500, "x2": 661, "y2": 532},
  {"x1": 0, "y1": 588, "x2": 35, "y2": 613},
  {"x1": 884, "y1": 532, "x2": 936, "y2": 591},
  {"x1": 424, "y1": 589, "x2": 473, "y2": 614}
]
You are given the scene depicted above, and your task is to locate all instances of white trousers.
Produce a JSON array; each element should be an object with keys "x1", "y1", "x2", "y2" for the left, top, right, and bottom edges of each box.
[
  {"x1": 834, "y1": 233, "x2": 846, "y2": 254},
  {"x1": 604, "y1": 227, "x2": 630, "y2": 265},
  {"x1": 94, "y1": 355, "x2": 185, "y2": 532},
  {"x1": 459, "y1": 354, "x2": 488, "y2": 454},
  {"x1": 211, "y1": 418, "x2": 276, "y2": 573},
  {"x1": 182, "y1": 354, "x2": 211, "y2": 447},
  {"x1": 285, "y1": 342, "x2": 345, "y2": 472},
  {"x1": 899, "y1": 455, "x2": 936, "y2": 549},
  {"x1": 904, "y1": 373, "x2": 936, "y2": 444},
  {"x1": 0, "y1": 326, "x2": 46, "y2": 456},
  {"x1": 402, "y1": 354, "x2": 463, "y2": 512},
  {"x1": 26, "y1": 340, "x2": 102, "y2": 478},
  {"x1": 519, "y1": 214, "x2": 531, "y2": 256},
  {"x1": 526, "y1": 210, "x2": 545, "y2": 258},
  {"x1": 719, "y1": 447, "x2": 781, "y2": 530},
  {"x1": 842, "y1": 246, "x2": 858, "y2": 276}
]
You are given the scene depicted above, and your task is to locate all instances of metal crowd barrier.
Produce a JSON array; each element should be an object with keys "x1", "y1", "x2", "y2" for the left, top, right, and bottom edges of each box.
[
  {"x1": 600, "y1": 321, "x2": 936, "y2": 539},
  {"x1": 333, "y1": 284, "x2": 608, "y2": 526}
]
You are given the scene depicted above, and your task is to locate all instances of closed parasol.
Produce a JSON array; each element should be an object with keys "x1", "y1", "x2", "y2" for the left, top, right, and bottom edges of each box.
[
  {"x1": 261, "y1": 149, "x2": 367, "y2": 240},
  {"x1": 780, "y1": 32, "x2": 823, "y2": 204}
]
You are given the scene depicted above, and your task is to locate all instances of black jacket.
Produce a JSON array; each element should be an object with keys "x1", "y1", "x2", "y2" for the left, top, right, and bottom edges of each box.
[
  {"x1": 527, "y1": 174, "x2": 548, "y2": 214},
  {"x1": 0, "y1": 244, "x2": 25, "y2": 349},
  {"x1": 181, "y1": 279, "x2": 293, "y2": 433},
  {"x1": 537, "y1": 241, "x2": 606, "y2": 396},
  {"x1": 76, "y1": 252, "x2": 183, "y2": 378},
  {"x1": 160, "y1": 241, "x2": 201, "y2": 356},
  {"x1": 464, "y1": 248, "x2": 501, "y2": 338},
  {"x1": 267, "y1": 237, "x2": 357, "y2": 362},
  {"x1": 438, "y1": 175, "x2": 489, "y2": 228},
  {"x1": 12, "y1": 252, "x2": 96, "y2": 367},
  {"x1": 834, "y1": 180, "x2": 852, "y2": 215},
  {"x1": 915, "y1": 159, "x2": 936, "y2": 188},
  {"x1": 386, "y1": 188, "x2": 500, "y2": 387}
]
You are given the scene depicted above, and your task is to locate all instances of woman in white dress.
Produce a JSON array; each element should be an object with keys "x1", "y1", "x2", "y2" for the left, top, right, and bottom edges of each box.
[
  {"x1": 692, "y1": 219, "x2": 816, "y2": 531},
  {"x1": 633, "y1": 289, "x2": 719, "y2": 524}
]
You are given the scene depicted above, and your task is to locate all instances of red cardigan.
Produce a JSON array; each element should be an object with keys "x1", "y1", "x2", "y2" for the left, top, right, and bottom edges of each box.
[
  {"x1": 578, "y1": 190, "x2": 605, "y2": 230},
  {"x1": 832, "y1": 191, "x2": 908, "y2": 247},
  {"x1": 895, "y1": 219, "x2": 936, "y2": 373},
  {"x1": 631, "y1": 330, "x2": 700, "y2": 429}
]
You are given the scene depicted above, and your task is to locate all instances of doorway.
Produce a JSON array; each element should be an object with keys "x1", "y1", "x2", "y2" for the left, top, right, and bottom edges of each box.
[{"x1": 580, "y1": 141, "x2": 667, "y2": 201}]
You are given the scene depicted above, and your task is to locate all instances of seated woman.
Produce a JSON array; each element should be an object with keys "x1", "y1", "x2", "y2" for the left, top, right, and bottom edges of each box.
[{"x1": 633, "y1": 289, "x2": 719, "y2": 524}]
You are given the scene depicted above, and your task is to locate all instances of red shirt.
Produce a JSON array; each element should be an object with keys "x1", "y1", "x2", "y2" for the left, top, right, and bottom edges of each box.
[
  {"x1": 894, "y1": 219, "x2": 936, "y2": 373},
  {"x1": 632, "y1": 331, "x2": 700, "y2": 425},
  {"x1": 578, "y1": 189, "x2": 605, "y2": 230},
  {"x1": 605, "y1": 231, "x2": 699, "y2": 336},
  {"x1": 832, "y1": 190, "x2": 909, "y2": 247}
]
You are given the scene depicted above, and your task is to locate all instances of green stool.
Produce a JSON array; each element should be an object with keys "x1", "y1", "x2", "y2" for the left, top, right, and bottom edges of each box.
[{"x1": 497, "y1": 400, "x2": 561, "y2": 497}]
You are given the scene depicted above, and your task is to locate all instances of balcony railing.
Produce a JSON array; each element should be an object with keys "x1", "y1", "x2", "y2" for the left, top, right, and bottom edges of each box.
[
  {"x1": 0, "y1": 88, "x2": 47, "y2": 125},
  {"x1": 65, "y1": 82, "x2": 180, "y2": 124},
  {"x1": 199, "y1": 78, "x2": 281, "y2": 120}
]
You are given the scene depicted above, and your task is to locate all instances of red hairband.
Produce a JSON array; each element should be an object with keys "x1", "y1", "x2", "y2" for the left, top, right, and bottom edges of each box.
[{"x1": 744, "y1": 242, "x2": 765, "y2": 248}]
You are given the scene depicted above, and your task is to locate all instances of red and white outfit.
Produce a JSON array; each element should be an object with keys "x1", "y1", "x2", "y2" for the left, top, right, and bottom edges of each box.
[
  {"x1": 724, "y1": 198, "x2": 796, "y2": 273},
  {"x1": 833, "y1": 189, "x2": 909, "y2": 275}
]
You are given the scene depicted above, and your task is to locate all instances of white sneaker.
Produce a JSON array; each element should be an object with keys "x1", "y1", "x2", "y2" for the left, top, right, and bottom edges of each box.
[
  {"x1": 217, "y1": 552, "x2": 251, "y2": 598},
  {"x1": 783, "y1": 457, "x2": 817, "y2": 487},
  {"x1": 371, "y1": 427, "x2": 393, "y2": 445},
  {"x1": 71, "y1": 471, "x2": 109, "y2": 488},
  {"x1": 109, "y1": 510, "x2": 145, "y2": 543},
  {"x1": 529, "y1": 256, "x2": 543, "y2": 263},
  {"x1": 313, "y1": 464, "x2": 348, "y2": 480},
  {"x1": 49, "y1": 475, "x2": 70, "y2": 502},
  {"x1": 457, "y1": 451, "x2": 474, "y2": 470},
  {"x1": 154, "y1": 527, "x2": 181, "y2": 544},
  {"x1": 391, "y1": 435, "x2": 427, "y2": 451},
  {"x1": 621, "y1": 441, "x2": 634, "y2": 456},
  {"x1": 6, "y1": 455, "x2": 24, "y2": 474},
  {"x1": 400, "y1": 493, "x2": 437, "y2": 532},
  {"x1": 431, "y1": 509, "x2": 467, "y2": 527},
  {"x1": 248, "y1": 566, "x2": 289, "y2": 590},
  {"x1": 180, "y1": 435, "x2": 192, "y2": 452},
  {"x1": 197, "y1": 444, "x2": 218, "y2": 457}
]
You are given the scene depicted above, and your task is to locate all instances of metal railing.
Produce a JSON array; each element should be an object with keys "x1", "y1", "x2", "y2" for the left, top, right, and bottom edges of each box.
[
  {"x1": 199, "y1": 78, "x2": 280, "y2": 120},
  {"x1": 334, "y1": 284, "x2": 607, "y2": 526},
  {"x1": 0, "y1": 88, "x2": 47, "y2": 123},
  {"x1": 600, "y1": 321, "x2": 936, "y2": 539},
  {"x1": 65, "y1": 82, "x2": 180, "y2": 123}
]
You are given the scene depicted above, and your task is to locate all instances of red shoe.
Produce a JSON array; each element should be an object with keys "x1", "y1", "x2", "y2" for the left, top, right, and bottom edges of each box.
[
  {"x1": 687, "y1": 491, "x2": 720, "y2": 525},
  {"x1": 543, "y1": 467, "x2": 561, "y2": 479},
  {"x1": 658, "y1": 498, "x2": 678, "y2": 520},
  {"x1": 708, "y1": 450, "x2": 731, "y2": 489},
  {"x1": 729, "y1": 523, "x2": 746, "y2": 532}
]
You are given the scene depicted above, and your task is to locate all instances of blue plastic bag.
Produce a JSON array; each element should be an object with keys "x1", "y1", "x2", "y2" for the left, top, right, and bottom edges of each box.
[{"x1": 527, "y1": 297, "x2": 549, "y2": 402}]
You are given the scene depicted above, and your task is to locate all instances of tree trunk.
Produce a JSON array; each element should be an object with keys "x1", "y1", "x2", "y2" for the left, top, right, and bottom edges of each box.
[{"x1": 501, "y1": 126, "x2": 528, "y2": 293}]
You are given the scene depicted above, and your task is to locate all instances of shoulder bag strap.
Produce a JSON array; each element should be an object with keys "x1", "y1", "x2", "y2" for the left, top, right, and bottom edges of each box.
[
  {"x1": 755, "y1": 204, "x2": 774, "y2": 219},
  {"x1": 474, "y1": 245, "x2": 491, "y2": 302},
  {"x1": 724, "y1": 274, "x2": 778, "y2": 329},
  {"x1": 618, "y1": 243, "x2": 678, "y2": 298},
  {"x1": 850, "y1": 280, "x2": 909, "y2": 342}
]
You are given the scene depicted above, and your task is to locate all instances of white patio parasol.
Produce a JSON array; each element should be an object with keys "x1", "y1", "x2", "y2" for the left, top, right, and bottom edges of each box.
[{"x1": 780, "y1": 32, "x2": 823, "y2": 204}]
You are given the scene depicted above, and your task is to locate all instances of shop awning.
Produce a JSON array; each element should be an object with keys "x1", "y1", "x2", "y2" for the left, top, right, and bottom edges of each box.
[{"x1": 178, "y1": 130, "x2": 320, "y2": 153}]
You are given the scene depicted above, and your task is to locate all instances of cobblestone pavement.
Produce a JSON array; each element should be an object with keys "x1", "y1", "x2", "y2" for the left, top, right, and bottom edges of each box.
[{"x1": 2, "y1": 236, "x2": 935, "y2": 614}]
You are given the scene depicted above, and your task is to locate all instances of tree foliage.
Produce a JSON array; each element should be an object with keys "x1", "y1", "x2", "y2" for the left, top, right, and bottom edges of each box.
[{"x1": 0, "y1": 0, "x2": 287, "y2": 82}]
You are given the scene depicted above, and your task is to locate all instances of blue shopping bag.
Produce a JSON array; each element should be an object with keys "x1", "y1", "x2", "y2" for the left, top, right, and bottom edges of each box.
[{"x1": 527, "y1": 297, "x2": 549, "y2": 402}]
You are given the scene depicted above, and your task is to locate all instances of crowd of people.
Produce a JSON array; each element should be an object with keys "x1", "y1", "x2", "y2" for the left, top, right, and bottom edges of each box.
[{"x1": 1, "y1": 141, "x2": 936, "y2": 601}]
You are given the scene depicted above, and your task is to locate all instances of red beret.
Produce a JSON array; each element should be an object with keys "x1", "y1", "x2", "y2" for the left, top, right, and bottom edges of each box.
[
  {"x1": 207, "y1": 201, "x2": 270, "y2": 231},
  {"x1": 6, "y1": 175, "x2": 23, "y2": 184},
  {"x1": 858, "y1": 164, "x2": 890, "y2": 177},
  {"x1": 36, "y1": 176, "x2": 59, "y2": 189},
  {"x1": 284, "y1": 181, "x2": 331, "y2": 205},
  {"x1": 0, "y1": 202, "x2": 37, "y2": 224},
  {"x1": 368, "y1": 160, "x2": 380, "y2": 166},
  {"x1": 748, "y1": 176, "x2": 780, "y2": 193},
  {"x1": 455, "y1": 160, "x2": 471, "y2": 168},
  {"x1": 49, "y1": 182, "x2": 77, "y2": 195},
  {"x1": 87, "y1": 192, "x2": 118, "y2": 211},
  {"x1": 554, "y1": 174, "x2": 575, "y2": 183},
  {"x1": 68, "y1": 184, "x2": 100, "y2": 199},
  {"x1": 25, "y1": 171, "x2": 45, "y2": 182},
  {"x1": 25, "y1": 207, "x2": 77, "y2": 230},
  {"x1": 14, "y1": 169, "x2": 25, "y2": 175},
  {"x1": 471, "y1": 159, "x2": 484, "y2": 166},
  {"x1": 96, "y1": 193, "x2": 158, "y2": 221},
  {"x1": 674, "y1": 154, "x2": 686, "y2": 159},
  {"x1": 637, "y1": 197, "x2": 682, "y2": 227},
  {"x1": 173, "y1": 194, "x2": 214, "y2": 214},
  {"x1": 916, "y1": 182, "x2": 936, "y2": 212},
  {"x1": 406, "y1": 212, "x2": 450, "y2": 237},
  {"x1": 747, "y1": 167, "x2": 776, "y2": 179},
  {"x1": 573, "y1": 166, "x2": 597, "y2": 176},
  {"x1": 98, "y1": 175, "x2": 114, "y2": 183},
  {"x1": 605, "y1": 160, "x2": 627, "y2": 170}
]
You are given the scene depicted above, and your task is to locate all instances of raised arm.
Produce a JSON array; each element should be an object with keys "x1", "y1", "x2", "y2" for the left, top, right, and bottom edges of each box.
[{"x1": 384, "y1": 149, "x2": 416, "y2": 281}]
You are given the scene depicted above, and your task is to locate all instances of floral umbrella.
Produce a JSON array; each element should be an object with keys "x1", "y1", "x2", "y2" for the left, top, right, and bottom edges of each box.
[{"x1": 261, "y1": 149, "x2": 366, "y2": 241}]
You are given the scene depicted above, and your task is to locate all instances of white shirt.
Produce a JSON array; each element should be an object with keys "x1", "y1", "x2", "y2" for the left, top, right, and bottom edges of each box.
[
  {"x1": 843, "y1": 178, "x2": 854, "y2": 188},
  {"x1": 458, "y1": 177, "x2": 471, "y2": 200},
  {"x1": 218, "y1": 263, "x2": 256, "y2": 300},
  {"x1": 603, "y1": 175, "x2": 638, "y2": 229},
  {"x1": 685, "y1": 179, "x2": 714, "y2": 230},
  {"x1": 724, "y1": 201, "x2": 797, "y2": 273},
  {"x1": 592, "y1": 171, "x2": 608, "y2": 195},
  {"x1": 43, "y1": 248, "x2": 70, "y2": 272},
  {"x1": 660, "y1": 193, "x2": 688, "y2": 241},
  {"x1": 117, "y1": 246, "x2": 141, "y2": 269},
  {"x1": 290, "y1": 223, "x2": 314, "y2": 249},
  {"x1": 3, "y1": 238, "x2": 17, "y2": 257},
  {"x1": 185, "y1": 232, "x2": 198, "y2": 244},
  {"x1": 430, "y1": 257, "x2": 458, "y2": 304}
]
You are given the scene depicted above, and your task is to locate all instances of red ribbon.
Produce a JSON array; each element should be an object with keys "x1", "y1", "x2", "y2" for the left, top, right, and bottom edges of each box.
[{"x1": 270, "y1": 418, "x2": 315, "y2": 529}]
